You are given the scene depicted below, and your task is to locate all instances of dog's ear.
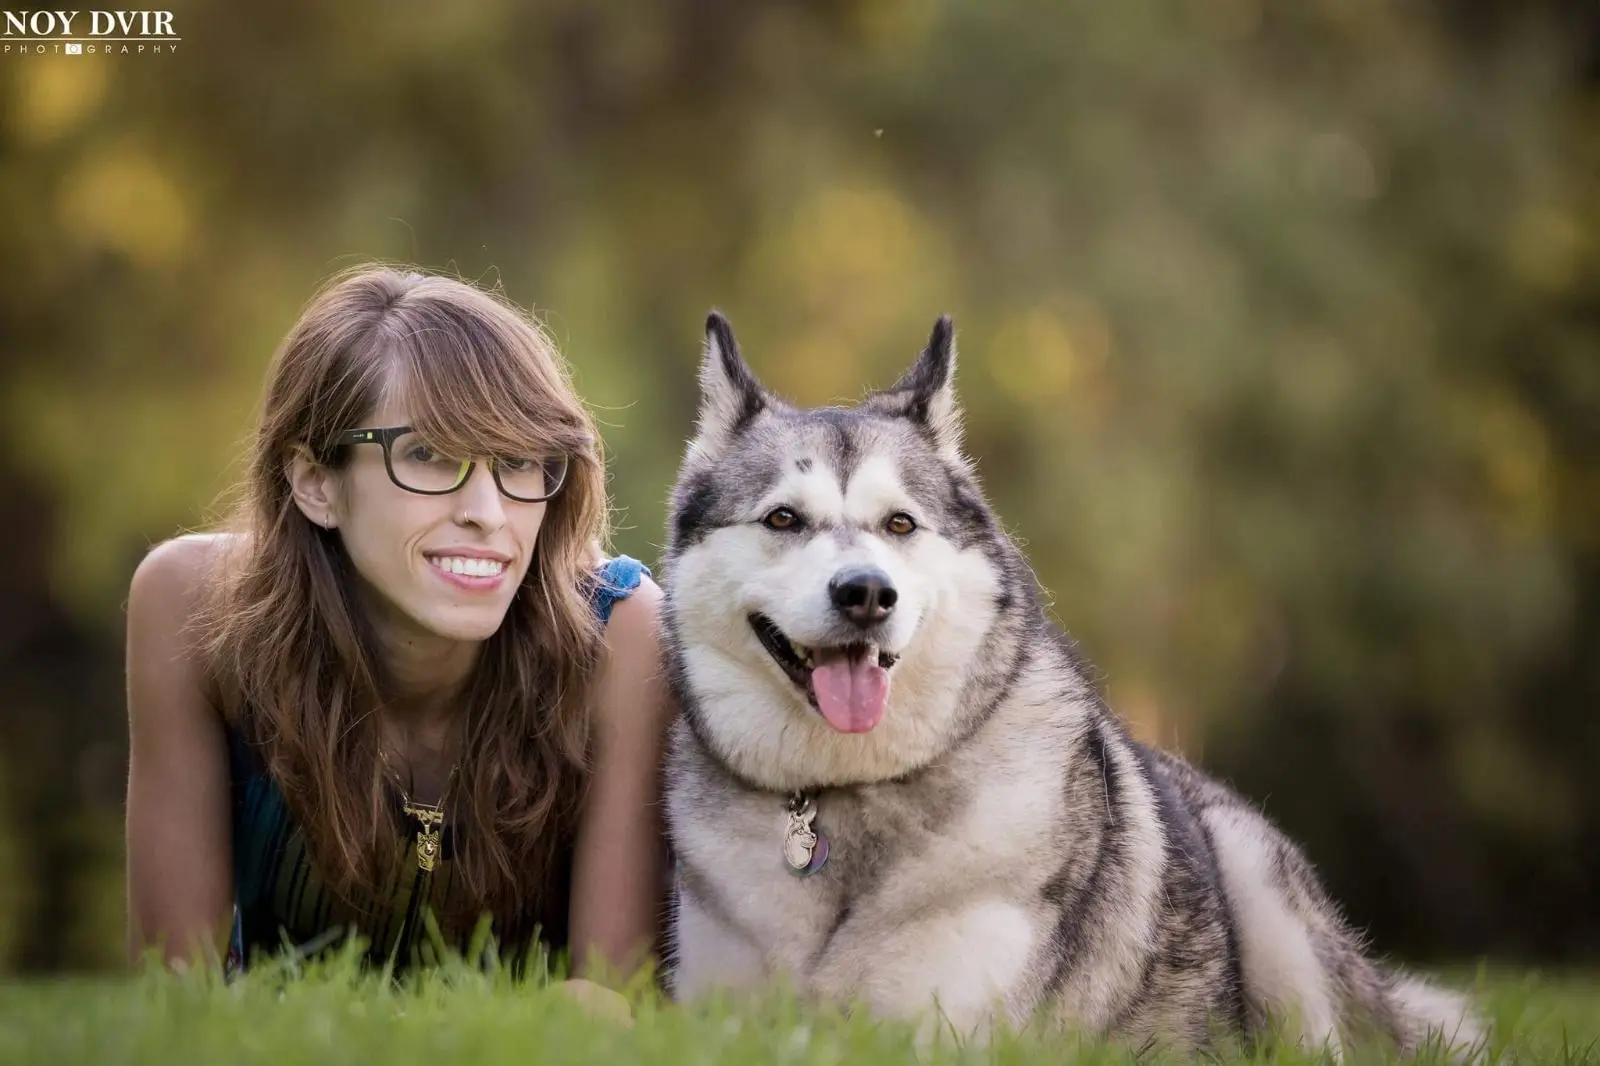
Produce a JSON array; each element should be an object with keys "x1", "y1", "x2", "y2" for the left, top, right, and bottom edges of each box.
[
  {"x1": 693, "y1": 310, "x2": 766, "y2": 454},
  {"x1": 885, "y1": 315, "x2": 963, "y2": 459}
]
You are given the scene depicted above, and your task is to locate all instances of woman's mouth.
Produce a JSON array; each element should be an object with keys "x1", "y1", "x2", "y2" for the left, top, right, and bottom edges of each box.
[{"x1": 425, "y1": 554, "x2": 509, "y2": 591}]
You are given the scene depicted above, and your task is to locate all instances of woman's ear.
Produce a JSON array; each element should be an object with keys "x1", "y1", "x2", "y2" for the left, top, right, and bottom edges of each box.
[{"x1": 286, "y1": 444, "x2": 341, "y2": 529}]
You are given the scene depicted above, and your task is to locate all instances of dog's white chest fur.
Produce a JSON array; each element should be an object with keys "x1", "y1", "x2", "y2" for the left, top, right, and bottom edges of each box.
[
  {"x1": 668, "y1": 785, "x2": 840, "y2": 986},
  {"x1": 665, "y1": 708, "x2": 1077, "y2": 1036}
]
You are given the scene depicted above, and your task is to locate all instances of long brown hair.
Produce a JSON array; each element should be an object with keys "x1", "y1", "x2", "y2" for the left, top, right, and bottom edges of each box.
[{"x1": 195, "y1": 264, "x2": 611, "y2": 938}]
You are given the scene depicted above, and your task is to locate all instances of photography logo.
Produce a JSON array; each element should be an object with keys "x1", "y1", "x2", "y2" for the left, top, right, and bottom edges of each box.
[{"x1": 4, "y1": 10, "x2": 180, "y2": 56}]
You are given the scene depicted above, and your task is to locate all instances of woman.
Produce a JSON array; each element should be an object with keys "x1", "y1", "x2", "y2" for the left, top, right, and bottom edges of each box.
[{"x1": 124, "y1": 265, "x2": 673, "y2": 992}]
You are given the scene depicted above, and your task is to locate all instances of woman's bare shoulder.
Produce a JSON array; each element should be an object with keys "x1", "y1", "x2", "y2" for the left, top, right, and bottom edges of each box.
[
  {"x1": 127, "y1": 533, "x2": 247, "y2": 669},
  {"x1": 130, "y1": 532, "x2": 238, "y2": 606},
  {"x1": 592, "y1": 573, "x2": 673, "y2": 731},
  {"x1": 599, "y1": 572, "x2": 664, "y2": 661}
]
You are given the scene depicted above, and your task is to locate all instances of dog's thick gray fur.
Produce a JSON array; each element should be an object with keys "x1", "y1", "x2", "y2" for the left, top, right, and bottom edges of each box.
[{"x1": 657, "y1": 312, "x2": 1486, "y2": 1059}]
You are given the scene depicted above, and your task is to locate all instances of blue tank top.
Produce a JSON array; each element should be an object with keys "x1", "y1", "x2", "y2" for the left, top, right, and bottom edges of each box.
[{"x1": 225, "y1": 555, "x2": 649, "y2": 975}]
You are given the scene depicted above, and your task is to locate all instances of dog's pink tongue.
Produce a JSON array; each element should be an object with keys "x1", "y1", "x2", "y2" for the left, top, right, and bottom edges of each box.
[{"x1": 811, "y1": 648, "x2": 889, "y2": 733}]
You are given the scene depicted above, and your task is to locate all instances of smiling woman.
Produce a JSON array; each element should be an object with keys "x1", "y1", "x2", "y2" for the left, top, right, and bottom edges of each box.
[{"x1": 122, "y1": 265, "x2": 676, "y2": 993}]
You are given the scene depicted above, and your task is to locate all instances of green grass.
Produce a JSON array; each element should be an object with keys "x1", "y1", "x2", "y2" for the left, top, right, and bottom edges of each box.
[{"x1": 0, "y1": 950, "x2": 1594, "y2": 1065}]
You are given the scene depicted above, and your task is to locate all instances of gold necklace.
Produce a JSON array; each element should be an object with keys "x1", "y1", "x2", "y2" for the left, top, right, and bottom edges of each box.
[{"x1": 380, "y1": 748, "x2": 460, "y2": 873}]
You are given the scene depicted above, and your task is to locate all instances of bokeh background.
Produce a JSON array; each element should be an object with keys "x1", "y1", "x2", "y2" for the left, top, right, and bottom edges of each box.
[{"x1": 1, "y1": 0, "x2": 1596, "y2": 975}]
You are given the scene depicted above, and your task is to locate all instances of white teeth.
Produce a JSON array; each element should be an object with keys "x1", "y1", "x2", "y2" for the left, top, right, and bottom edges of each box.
[{"x1": 430, "y1": 556, "x2": 506, "y2": 578}]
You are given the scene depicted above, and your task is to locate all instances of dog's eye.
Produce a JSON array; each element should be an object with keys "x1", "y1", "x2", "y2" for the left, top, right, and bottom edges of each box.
[
  {"x1": 762, "y1": 506, "x2": 802, "y2": 531},
  {"x1": 885, "y1": 512, "x2": 917, "y2": 536}
]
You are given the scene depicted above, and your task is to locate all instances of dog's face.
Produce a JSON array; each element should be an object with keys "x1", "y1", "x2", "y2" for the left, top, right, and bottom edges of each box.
[{"x1": 663, "y1": 313, "x2": 1025, "y2": 790}]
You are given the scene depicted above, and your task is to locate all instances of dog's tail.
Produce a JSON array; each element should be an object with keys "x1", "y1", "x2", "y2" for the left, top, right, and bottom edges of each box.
[{"x1": 1382, "y1": 970, "x2": 1490, "y2": 1064}]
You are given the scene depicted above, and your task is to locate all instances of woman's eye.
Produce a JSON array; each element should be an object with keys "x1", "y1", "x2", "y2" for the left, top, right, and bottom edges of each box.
[
  {"x1": 405, "y1": 445, "x2": 439, "y2": 464},
  {"x1": 497, "y1": 457, "x2": 536, "y2": 473},
  {"x1": 885, "y1": 512, "x2": 917, "y2": 536},
  {"x1": 763, "y1": 506, "x2": 802, "y2": 531}
]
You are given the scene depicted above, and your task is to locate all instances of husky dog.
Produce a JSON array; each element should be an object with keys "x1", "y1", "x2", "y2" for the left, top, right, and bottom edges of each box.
[{"x1": 658, "y1": 312, "x2": 1486, "y2": 1059}]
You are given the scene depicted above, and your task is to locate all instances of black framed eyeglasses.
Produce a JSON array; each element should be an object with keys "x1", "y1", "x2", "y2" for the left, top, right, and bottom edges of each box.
[{"x1": 337, "y1": 426, "x2": 570, "y2": 503}]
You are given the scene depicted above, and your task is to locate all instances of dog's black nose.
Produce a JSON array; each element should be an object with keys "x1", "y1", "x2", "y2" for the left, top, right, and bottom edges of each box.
[{"x1": 829, "y1": 565, "x2": 897, "y2": 626}]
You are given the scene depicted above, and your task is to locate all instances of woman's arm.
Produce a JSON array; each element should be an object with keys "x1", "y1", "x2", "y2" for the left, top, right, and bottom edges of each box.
[
  {"x1": 124, "y1": 535, "x2": 235, "y2": 969},
  {"x1": 567, "y1": 575, "x2": 677, "y2": 985}
]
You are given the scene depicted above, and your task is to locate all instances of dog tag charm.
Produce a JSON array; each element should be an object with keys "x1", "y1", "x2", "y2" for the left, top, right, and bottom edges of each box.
[{"x1": 782, "y1": 793, "x2": 829, "y2": 875}]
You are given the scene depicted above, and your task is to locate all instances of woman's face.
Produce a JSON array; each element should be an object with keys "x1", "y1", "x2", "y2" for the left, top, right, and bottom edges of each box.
[{"x1": 294, "y1": 397, "x2": 552, "y2": 646}]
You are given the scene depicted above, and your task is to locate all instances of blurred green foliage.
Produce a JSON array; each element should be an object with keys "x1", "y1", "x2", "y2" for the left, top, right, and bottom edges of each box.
[{"x1": 0, "y1": 0, "x2": 1595, "y2": 971}]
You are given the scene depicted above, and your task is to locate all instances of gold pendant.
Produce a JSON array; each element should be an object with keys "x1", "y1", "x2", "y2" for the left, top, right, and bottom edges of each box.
[{"x1": 404, "y1": 801, "x2": 446, "y2": 872}]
